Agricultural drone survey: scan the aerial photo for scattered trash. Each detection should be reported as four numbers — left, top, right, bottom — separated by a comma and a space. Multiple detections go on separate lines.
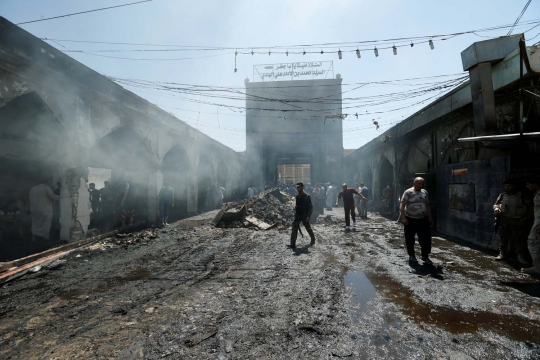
145, 307, 155, 314
48, 259, 67, 270
75, 254, 82, 258
29, 266, 42, 273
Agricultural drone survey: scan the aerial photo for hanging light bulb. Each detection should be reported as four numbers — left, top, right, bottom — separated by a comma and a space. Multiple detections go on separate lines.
286, 50, 289, 56
410, 42, 414, 47
393, 45, 397, 55
303, 49, 306, 55
268, 50, 271, 56
374, 47, 379, 57
429, 40, 434, 50
321, 49, 324, 54
356, 48, 361, 58
234, 68, 237, 73
338, 49, 342, 59
251, 50, 254, 55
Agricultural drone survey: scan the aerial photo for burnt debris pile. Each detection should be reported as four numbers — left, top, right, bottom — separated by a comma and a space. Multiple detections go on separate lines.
214, 188, 295, 229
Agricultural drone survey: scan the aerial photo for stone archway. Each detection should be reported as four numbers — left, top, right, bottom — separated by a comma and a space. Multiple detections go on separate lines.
217, 160, 230, 201
196, 153, 216, 212
161, 145, 194, 221
89, 126, 157, 227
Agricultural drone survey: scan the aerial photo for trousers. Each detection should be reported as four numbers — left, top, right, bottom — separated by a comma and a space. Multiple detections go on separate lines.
290, 214, 315, 247
344, 205, 356, 226
358, 199, 367, 217
404, 216, 431, 257
159, 201, 171, 221
499, 217, 528, 258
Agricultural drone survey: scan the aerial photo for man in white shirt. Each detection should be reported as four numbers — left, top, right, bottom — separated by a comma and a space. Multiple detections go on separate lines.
399, 177, 434, 265
29, 180, 60, 240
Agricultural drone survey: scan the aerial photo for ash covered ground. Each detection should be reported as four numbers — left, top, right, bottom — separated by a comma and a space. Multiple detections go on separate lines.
1, 204, 540, 359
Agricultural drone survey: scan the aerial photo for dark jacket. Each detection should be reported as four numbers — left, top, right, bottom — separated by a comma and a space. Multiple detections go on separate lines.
295, 192, 313, 217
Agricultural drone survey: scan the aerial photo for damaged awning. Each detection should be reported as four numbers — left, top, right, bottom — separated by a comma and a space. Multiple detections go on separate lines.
457, 132, 540, 142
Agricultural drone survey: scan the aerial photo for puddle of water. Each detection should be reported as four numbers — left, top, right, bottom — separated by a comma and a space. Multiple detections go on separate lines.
342, 268, 540, 343
342, 270, 377, 320
58, 267, 150, 300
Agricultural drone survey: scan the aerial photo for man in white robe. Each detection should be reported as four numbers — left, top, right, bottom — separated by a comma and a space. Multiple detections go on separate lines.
326, 184, 334, 210
29, 182, 60, 240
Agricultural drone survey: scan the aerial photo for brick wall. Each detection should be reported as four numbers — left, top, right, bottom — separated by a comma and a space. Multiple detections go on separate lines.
436, 157, 510, 249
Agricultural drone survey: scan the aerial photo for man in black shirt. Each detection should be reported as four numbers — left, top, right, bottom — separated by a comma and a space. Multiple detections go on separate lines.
289, 182, 316, 249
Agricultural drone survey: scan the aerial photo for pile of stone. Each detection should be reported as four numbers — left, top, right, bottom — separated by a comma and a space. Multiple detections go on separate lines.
214, 188, 296, 229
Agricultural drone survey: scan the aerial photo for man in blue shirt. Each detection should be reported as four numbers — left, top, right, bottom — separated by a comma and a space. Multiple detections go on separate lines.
158, 182, 175, 226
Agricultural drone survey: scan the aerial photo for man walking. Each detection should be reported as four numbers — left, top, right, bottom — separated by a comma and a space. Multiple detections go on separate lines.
336, 183, 365, 231
493, 178, 531, 265
523, 176, 540, 274
399, 177, 434, 265
289, 182, 316, 249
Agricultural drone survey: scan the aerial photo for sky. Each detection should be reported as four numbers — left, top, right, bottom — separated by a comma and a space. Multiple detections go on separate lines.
1, 0, 540, 152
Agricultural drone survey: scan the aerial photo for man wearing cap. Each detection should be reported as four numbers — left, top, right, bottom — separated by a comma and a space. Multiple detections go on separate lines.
289, 182, 316, 249
336, 183, 365, 231
523, 176, 540, 274
493, 178, 531, 265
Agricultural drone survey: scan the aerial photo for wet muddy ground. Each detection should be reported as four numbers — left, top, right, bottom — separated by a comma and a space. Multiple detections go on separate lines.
1, 209, 540, 359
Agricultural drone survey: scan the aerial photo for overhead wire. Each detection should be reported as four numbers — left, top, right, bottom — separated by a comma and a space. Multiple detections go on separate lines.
16, 0, 154, 25
42, 18, 540, 51
507, 0, 533, 35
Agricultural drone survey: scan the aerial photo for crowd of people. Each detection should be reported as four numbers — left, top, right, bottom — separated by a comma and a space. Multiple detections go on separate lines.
285, 176, 540, 275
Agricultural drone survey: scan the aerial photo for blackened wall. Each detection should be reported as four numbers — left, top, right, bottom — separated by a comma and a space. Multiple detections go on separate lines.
436, 156, 509, 249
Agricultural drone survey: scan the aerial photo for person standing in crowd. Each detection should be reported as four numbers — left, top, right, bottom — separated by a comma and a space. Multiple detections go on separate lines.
158, 182, 174, 226
493, 178, 531, 266
336, 183, 365, 231
399, 177, 433, 265
120, 181, 136, 227
88, 183, 101, 215
325, 183, 334, 210
29, 179, 60, 242
385, 183, 393, 214
523, 176, 540, 274
354, 183, 363, 219
318, 183, 326, 210
289, 182, 316, 249
359, 182, 369, 218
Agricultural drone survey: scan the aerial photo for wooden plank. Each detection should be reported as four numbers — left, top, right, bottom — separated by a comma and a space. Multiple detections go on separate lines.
0, 222, 145, 274
245, 216, 275, 230
0, 249, 72, 284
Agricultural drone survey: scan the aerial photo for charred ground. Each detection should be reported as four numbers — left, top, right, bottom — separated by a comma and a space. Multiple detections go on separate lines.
1, 209, 540, 359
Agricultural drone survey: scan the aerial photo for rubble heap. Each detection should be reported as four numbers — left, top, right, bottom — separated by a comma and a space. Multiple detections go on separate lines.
214, 188, 295, 230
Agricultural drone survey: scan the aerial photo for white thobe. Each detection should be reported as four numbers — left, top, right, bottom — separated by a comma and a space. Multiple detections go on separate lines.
29, 184, 60, 239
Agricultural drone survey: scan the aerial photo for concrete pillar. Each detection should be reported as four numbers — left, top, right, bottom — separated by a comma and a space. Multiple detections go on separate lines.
148, 170, 160, 224
58, 168, 89, 242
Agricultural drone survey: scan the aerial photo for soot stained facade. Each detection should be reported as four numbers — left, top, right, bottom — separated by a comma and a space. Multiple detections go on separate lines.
245, 77, 343, 187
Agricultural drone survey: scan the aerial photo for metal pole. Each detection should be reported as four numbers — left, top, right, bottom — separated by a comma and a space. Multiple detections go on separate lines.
519, 38, 524, 136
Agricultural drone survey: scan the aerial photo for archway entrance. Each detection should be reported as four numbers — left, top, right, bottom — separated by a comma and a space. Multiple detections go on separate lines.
89, 126, 155, 230
378, 156, 394, 214
359, 164, 373, 199
161, 145, 192, 221
196, 154, 216, 212
217, 161, 229, 202
0, 92, 67, 260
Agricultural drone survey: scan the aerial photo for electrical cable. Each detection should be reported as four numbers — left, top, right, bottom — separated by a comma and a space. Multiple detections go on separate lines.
16, 0, 154, 25
507, 0, 533, 35
41, 18, 540, 52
